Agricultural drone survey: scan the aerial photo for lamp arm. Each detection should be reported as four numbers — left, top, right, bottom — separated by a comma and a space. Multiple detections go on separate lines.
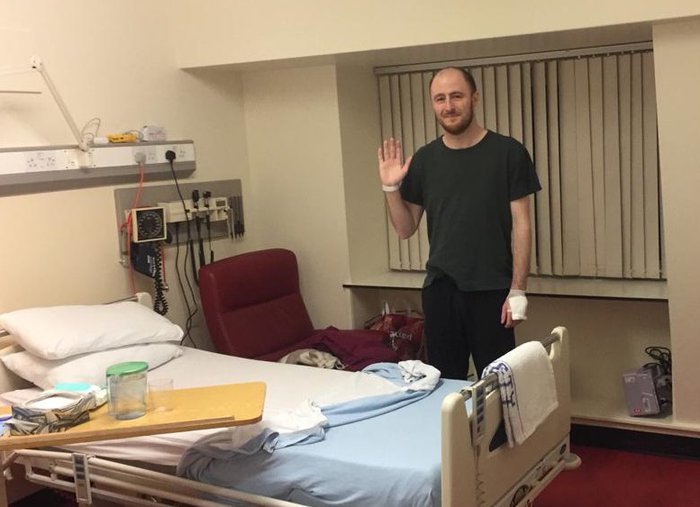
30, 56, 89, 152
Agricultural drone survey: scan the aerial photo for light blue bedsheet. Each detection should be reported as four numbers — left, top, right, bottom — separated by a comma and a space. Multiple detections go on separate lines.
178, 374, 470, 507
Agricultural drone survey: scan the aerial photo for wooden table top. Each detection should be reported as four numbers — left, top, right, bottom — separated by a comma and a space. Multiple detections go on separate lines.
0, 382, 266, 451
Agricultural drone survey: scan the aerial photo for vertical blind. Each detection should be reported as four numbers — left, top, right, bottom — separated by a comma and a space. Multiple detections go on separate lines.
376, 43, 664, 280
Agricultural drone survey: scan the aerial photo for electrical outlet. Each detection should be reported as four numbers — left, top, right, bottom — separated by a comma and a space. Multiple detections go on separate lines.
158, 200, 191, 224
176, 145, 188, 160
163, 144, 191, 161
132, 146, 158, 164
143, 146, 158, 164
25, 150, 57, 171
63, 149, 80, 169
146, 147, 158, 163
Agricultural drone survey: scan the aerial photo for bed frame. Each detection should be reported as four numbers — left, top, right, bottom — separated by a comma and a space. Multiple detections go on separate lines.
0, 295, 577, 507
442, 326, 578, 507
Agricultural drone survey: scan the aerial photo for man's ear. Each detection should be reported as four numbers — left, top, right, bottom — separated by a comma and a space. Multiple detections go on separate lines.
471, 90, 481, 107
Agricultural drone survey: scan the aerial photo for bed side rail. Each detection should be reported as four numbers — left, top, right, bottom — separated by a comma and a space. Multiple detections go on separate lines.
461, 331, 562, 446
9, 449, 304, 507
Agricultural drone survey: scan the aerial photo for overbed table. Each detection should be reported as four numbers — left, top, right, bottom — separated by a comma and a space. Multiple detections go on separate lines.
0, 382, 266, 506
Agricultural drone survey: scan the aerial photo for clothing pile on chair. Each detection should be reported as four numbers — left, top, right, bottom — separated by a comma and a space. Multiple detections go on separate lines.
277, 327, 398, 371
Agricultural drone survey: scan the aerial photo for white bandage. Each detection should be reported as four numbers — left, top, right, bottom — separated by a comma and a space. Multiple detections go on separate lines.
507, 289, 528, 321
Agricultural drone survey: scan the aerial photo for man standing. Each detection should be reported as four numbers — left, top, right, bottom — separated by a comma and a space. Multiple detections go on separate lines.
377, 67, 540, 380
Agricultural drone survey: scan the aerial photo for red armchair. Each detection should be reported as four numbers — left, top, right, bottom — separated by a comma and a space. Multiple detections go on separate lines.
198, 248, 398, 368
198, 248, 315, 361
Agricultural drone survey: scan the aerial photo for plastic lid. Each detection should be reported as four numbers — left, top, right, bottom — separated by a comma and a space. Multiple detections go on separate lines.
106, 361, 148, 377
54, 382, 93, 392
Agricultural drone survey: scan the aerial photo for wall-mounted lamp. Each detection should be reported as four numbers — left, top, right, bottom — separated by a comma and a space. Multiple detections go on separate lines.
0, 56, 92, 151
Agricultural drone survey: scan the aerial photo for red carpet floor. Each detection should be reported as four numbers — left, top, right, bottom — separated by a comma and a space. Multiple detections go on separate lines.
536, 444, 700, 507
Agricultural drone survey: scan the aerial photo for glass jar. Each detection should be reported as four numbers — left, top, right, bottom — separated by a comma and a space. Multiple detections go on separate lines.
106, 361, 148, 420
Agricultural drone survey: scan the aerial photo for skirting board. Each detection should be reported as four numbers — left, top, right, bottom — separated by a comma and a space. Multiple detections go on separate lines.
571, 424, 700, 460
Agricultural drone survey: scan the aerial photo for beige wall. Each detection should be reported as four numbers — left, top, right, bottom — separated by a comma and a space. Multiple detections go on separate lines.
336, 65, 387, 282
3, 1, 700, 428
173, 0, 700, 67
329, 53, 675, 426
241, 65, 353, 328
222, 5, 697, 428
652, 18, 700, 423
1, 1, 250, 348
520, 298, 670, 416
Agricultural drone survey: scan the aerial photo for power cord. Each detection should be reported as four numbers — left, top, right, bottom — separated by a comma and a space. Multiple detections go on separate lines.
173, 222, 198, 348
119, 159, 146, 294
644, 345, 672, 408
166, 150, 199, 285
644, 346, 672, 375
203, 191, 214, 262
166, 151, 199, 348
192, 189, 206, 268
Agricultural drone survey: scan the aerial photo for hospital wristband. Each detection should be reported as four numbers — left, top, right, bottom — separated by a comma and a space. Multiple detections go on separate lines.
382, 184, 401, 192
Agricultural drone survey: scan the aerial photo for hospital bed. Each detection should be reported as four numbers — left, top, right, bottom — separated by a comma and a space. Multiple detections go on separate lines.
0, 293, 577, 507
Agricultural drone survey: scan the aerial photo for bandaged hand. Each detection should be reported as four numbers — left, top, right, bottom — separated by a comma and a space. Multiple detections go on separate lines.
507, 289, 528, 321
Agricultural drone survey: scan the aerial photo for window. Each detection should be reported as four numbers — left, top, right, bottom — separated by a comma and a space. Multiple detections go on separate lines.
376, 42, 663, 281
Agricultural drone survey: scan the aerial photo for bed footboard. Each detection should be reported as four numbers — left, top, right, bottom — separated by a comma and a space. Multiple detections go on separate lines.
441, 326, 572, 507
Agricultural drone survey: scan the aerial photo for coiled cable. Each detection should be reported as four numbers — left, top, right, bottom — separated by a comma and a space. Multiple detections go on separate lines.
152, 244, 168, 316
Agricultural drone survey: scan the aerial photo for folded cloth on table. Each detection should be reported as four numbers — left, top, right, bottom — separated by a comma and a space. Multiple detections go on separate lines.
6, 390, 98, 436
482, 341, 558, 447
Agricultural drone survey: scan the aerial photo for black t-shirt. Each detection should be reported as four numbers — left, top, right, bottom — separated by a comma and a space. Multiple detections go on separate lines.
400, 131, 541, 291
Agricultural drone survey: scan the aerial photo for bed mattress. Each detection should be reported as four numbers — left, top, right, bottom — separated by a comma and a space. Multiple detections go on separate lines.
2, 347, 472, 506
180, 374, 469, 507
7, 347, 443, 465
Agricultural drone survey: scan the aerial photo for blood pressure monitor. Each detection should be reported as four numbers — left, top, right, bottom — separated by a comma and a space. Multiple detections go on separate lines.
131, 207, 167, 243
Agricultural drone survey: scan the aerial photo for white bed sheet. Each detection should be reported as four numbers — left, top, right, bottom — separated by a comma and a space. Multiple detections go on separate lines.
6, 347, 405, 465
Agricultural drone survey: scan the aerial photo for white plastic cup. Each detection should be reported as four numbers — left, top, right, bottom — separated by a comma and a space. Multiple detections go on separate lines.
148, 378, 174, 413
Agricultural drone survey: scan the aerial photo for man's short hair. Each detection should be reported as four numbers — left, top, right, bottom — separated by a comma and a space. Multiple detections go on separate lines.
429, 67, 478, 94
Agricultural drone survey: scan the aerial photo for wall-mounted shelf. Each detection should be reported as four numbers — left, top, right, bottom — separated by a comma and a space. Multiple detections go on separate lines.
0, 140, 196, 197
343, 272, 668, 300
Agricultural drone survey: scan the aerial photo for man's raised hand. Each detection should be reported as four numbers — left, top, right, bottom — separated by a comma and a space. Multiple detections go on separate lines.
378, 138, 412, 187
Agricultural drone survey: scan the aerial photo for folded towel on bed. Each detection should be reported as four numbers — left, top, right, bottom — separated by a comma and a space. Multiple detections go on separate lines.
398, 360, 441, 391
482, 341, 558, 447
365, 360, 441, 392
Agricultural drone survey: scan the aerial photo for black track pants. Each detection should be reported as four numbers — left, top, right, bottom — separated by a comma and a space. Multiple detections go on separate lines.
422, 277, 515, 380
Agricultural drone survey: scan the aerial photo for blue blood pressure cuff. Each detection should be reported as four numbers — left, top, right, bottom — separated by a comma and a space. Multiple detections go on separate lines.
6, 391, 98, 436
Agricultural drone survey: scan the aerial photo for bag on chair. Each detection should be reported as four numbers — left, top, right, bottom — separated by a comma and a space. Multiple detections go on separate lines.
365, 302, 425, 361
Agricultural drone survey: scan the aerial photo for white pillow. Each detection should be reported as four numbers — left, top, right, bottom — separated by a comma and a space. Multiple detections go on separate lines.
0, 343, 183, 390
0, 301, 184, 360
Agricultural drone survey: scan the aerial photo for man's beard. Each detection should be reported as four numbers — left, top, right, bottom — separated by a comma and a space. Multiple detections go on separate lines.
439, 112, 473, 135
